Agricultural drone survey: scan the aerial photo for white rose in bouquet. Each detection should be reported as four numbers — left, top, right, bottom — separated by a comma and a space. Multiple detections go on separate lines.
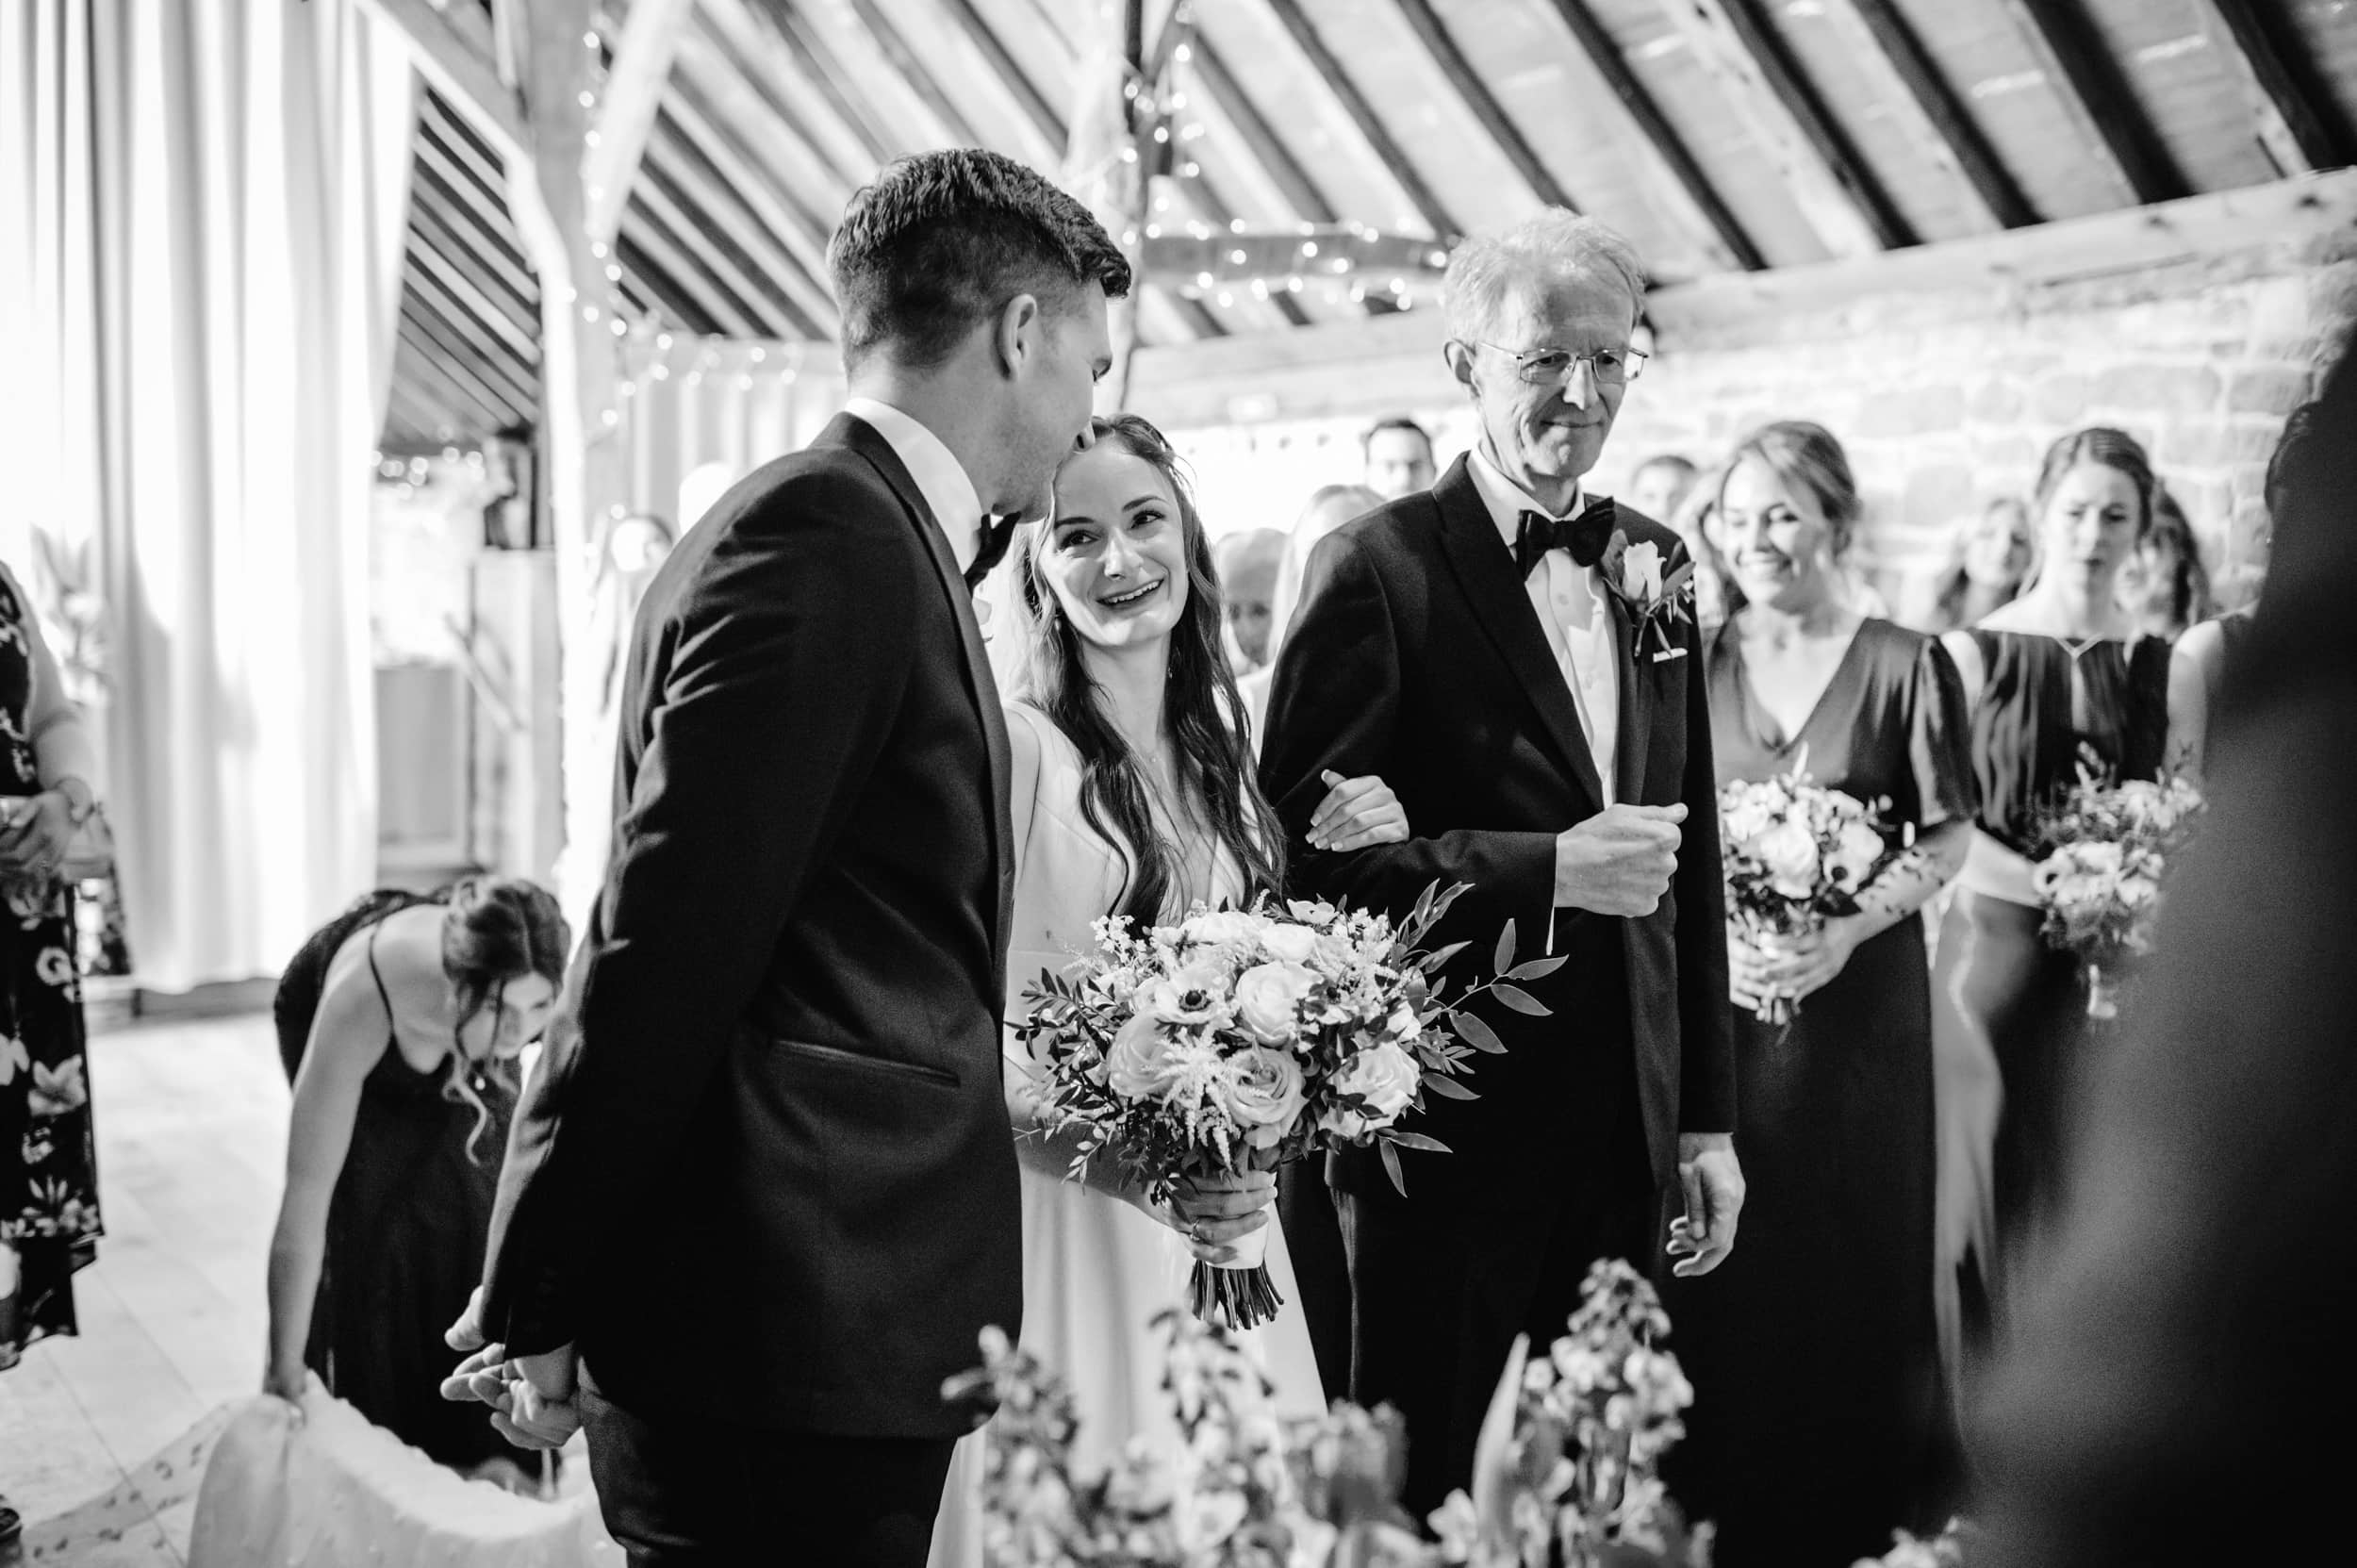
1106, 1011, 1184, 1101
1320, 1042, 1420, 1139
1722, 788, 1776, 850
1259, 922, 1322, 966
1233, 961, 1319, 1045
1755, 818, 1822, 899
1221, 1047, 1309, 1151
1307, 932, 1357, 978
1180, 908, 1261, 950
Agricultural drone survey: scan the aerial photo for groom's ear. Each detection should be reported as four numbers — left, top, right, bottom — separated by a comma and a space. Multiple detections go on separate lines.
993, 293, 1044, 379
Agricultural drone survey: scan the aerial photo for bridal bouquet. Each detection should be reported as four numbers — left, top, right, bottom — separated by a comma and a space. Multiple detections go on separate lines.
2029, 763, 2205, 1018
1718, 755, 1918, 1024
1015, 883, 1550, 1329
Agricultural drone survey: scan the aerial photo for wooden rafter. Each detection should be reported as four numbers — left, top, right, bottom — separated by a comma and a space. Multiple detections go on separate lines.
407, 193, 539, 331
1658, 0, 1912, 256
682, 4, 875, 193
1994, 0, 2186, 206
1261, 0, 1461, 240
643, 107, 840, 335
2186, 0, 2349, 176
733, 0, 908, 168
403, 232, 540, 363
1389, 0, 1578, 213
396, 318, 520, 428
1190, 35, 1336, 224
614, 231, 731, 336
941, 0, 1070, 153
585, 0, 697, 242
404, 287, 539, 411
838, 0, 989, 149
634, 151, 822, 338
1816, 0, 2037, 231
357, 0, 529, 167
1540, 0, 1763, 272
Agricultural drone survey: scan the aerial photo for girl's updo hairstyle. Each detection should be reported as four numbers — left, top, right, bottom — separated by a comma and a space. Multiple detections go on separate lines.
437, 876, 569, 1159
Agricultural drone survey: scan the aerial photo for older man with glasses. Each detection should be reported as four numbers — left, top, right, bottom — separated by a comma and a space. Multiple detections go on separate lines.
1258, 209, 1741, 1514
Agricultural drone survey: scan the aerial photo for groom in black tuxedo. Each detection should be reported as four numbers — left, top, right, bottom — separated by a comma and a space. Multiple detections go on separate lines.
1261, 212, 1742, 1514
443, 151, 1129, 1564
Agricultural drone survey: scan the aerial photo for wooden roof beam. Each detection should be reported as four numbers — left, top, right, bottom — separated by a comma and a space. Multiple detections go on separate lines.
1656, 0, 1912, 257
680, 4, 874, 194
1189, 35, 1336, 224
403, 232, 542, 364
732, 0, 907, 169
2187, 0, 2349, 176
358, 0, 529, 168
1995, 0, 2187, 206
643, 105, 842, 336
1816, 0, 2037, 231
585, 0, 696, 242
1541, 0, 1763, 271
613, 232, 731, 337
837, 0, 989, 150
1261, 0, 1462, 241
634, 151, 826, 338
1390, 0, 1579, 213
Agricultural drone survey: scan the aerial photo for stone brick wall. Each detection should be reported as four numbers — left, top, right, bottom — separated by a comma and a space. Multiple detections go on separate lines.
1602, 255, 2351, 610
1165, 216, 2354, 619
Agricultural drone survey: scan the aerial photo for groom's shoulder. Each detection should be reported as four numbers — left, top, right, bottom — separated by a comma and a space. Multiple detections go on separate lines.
694, 443, 910, 547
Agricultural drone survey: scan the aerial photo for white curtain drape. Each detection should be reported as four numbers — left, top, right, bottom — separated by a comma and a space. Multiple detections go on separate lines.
1, 0, 414, 988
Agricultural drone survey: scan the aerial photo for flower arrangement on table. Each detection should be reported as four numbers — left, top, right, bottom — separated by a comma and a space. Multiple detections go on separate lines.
2028, 759, 2205, 1018
1015, 883, 1553, 1328
945, 1259, 1709, 1568
1717, 753, 1920, 1026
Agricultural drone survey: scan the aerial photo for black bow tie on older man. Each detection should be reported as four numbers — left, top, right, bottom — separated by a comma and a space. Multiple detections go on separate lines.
964, 514, 1018, 590
1514, 499, 1616, 579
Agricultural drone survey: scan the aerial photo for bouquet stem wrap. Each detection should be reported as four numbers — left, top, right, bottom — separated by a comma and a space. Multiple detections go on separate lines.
1189, 1225, 1280, 1329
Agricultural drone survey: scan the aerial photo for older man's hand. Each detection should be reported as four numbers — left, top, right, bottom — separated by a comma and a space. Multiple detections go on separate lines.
441, 1286, 583, 1450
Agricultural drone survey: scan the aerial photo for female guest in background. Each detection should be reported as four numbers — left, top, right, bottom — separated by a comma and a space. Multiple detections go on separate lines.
0, 561, 105, 1546
1931, 428, 2179, 1383
2122, 488, 2214, 643
1248, 482, 1386, 721
1666, 423, 1973, 1566
265, 878, 567, 1487
930, 418, 1405, 1568
1914, 496, 2036, 635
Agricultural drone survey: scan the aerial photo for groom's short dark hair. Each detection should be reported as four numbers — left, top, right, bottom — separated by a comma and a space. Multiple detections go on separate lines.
828, 149, 1132, 374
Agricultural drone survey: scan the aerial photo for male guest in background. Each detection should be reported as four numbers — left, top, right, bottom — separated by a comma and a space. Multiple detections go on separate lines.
1626, 453, 1699, 529
1214, 527, 1287, 673
1261, 210, 1742, 1514
1362, 415, 1438, 501
445, 150, 1129, 1564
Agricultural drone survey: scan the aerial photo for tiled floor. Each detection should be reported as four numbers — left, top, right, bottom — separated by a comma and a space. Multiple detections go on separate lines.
1, 1014, 286, 1567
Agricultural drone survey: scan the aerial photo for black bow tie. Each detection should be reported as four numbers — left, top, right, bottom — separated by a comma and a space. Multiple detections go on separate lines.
964, 514, 1017, 591
1515, 500, 1614, 578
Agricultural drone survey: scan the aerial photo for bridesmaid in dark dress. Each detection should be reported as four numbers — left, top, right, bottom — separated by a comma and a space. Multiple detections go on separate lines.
1670, 423, 1975, 1565
264, 878, 567, 1483
1932, 428, 2177, 1378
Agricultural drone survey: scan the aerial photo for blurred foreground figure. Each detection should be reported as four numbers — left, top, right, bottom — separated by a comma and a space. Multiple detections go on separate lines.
1974, 344, 2357, 1564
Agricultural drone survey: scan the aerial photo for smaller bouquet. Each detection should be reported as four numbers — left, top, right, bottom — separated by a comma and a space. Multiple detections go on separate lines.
1718, 754, 1918, 1024
1016, 883, 1551, 1329
2029, 761, 2205, 1018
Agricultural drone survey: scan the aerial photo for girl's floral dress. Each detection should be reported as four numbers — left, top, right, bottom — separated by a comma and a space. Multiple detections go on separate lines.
0, 567, 100, 1368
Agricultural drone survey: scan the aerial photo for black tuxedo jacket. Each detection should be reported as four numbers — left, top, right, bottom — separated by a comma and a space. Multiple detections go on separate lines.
479, 415, 1022, 1439
1260, 455, 1735, 1204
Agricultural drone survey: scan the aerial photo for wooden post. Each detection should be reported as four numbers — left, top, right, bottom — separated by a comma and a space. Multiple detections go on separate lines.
1063, 0, 1153, 412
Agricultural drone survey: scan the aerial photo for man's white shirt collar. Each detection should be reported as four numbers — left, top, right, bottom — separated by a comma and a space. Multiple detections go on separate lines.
843, 395, 986, 574
1466, 445, 1600, 564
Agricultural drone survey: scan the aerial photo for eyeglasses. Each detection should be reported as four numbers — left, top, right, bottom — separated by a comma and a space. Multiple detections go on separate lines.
1467, 340, 1648, 388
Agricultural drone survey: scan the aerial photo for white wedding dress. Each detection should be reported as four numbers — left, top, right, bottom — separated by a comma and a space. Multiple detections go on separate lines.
928, 704, 1326, 1568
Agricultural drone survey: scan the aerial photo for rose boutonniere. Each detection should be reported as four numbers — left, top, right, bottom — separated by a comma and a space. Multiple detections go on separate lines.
1599, 530, 1695, 664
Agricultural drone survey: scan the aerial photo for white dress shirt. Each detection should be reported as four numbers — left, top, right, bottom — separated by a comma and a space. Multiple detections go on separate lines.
1466, 447, 1621, 803
842, 395, 986, 575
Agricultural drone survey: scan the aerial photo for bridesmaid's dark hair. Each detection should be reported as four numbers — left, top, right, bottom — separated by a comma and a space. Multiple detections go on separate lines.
1013, 415, 1285, 925
438, 876, 569, 1161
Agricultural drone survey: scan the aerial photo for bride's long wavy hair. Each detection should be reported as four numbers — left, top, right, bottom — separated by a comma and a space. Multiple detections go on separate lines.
1011, 415, 1285, 924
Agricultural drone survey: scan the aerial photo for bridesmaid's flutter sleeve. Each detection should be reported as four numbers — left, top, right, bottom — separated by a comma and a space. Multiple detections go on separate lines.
1909, 635, 1980, 834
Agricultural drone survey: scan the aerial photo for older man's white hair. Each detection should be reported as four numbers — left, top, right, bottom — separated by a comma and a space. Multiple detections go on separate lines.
1442, 210, 1648, 347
